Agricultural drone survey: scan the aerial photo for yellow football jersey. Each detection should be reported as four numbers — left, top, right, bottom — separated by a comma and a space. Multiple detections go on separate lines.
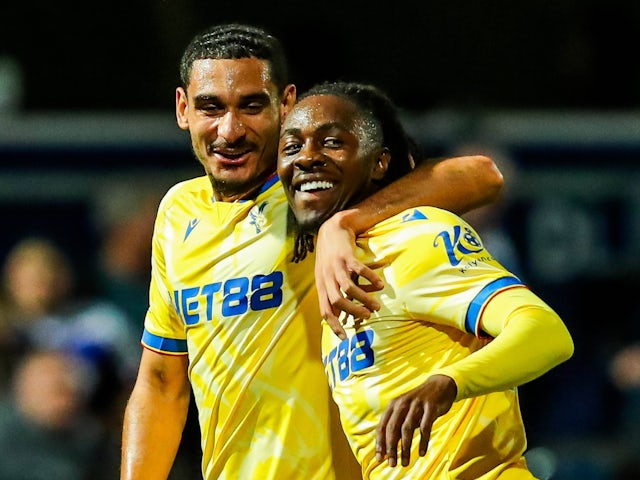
322, 207, 537, 480
142, 175, 359, 480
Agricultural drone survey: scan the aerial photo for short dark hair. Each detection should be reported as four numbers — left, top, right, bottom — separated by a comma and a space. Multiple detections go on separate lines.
179, 23, 289, 92
298, 81, 420, 187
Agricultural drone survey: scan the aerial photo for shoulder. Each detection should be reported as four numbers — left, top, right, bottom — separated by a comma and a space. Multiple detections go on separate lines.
163, 175, 210, 200
370, 206, 466, 235
255, 177, 286, 204
159, 175, 210, 211
363, 206, 486, 263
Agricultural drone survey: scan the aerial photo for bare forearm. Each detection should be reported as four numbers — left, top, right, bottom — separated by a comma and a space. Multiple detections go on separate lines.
337, 155, 503, 235
121, 381, 191, 479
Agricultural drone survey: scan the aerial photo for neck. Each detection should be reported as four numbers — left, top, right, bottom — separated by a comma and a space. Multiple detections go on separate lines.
345, 184, 381, 211
210, 171, 277, 202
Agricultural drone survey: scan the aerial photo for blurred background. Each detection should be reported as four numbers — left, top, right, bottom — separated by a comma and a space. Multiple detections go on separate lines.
0, 1, 639, 479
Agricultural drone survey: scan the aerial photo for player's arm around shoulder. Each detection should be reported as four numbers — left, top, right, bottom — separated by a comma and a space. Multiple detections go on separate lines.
418, 154, 504, 215
313, 155, 502, 338
121, 348, 191, 480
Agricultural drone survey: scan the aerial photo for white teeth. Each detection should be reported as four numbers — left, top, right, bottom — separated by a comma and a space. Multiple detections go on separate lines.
299, 181, 334, 192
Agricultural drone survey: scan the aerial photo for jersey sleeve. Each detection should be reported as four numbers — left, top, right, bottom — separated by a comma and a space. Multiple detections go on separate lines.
142, 191, 188, 355
372, 208, 574, 400
431, 287, 574, 400
381, 207, 525, 336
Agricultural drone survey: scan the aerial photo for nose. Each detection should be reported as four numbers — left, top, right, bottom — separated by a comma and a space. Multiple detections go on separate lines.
294, 142, 326, 171
217, 110, 246, 142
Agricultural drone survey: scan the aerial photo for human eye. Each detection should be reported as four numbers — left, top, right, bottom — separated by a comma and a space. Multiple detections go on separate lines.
197, 99, 225, 116
241, 95, 270, 114
243, 101, 267, 114
323, 136, 344, 149
280, 138, 302, 156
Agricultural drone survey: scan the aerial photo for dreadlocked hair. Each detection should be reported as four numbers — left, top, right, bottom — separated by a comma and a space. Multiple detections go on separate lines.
290, 81, 423, 263
292, 232, 315, 263
298, 81, 422, 186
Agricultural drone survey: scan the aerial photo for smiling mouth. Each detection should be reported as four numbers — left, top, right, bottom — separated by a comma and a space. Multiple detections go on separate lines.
298, 180, 334, 192
209, 143, 253, 161
215, 150, 250, 160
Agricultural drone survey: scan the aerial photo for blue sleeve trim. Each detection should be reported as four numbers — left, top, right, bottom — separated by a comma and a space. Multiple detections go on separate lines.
465, 276, 524, 335
141, 329, 188, 354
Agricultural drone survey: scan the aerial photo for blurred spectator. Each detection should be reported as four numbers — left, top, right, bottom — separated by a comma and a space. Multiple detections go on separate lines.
607, 338, 640, 478
0, 236, 140, 421
0, 349, 118, 480
90, 180, 166, 331
610, 342, 640, 434
0, 236, 73, 394
0, 236, 74, 324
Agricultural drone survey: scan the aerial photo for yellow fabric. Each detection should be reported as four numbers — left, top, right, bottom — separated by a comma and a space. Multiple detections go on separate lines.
435, 288, 574, 401
143, 175, 360, 480
322, 206, 570, 479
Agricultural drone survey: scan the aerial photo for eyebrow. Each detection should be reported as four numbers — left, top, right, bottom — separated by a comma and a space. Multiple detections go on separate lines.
281, 121, 349, 137
193, 92, 272, 104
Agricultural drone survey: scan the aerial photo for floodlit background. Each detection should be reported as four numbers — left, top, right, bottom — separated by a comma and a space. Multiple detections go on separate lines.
0, 2, 639, 479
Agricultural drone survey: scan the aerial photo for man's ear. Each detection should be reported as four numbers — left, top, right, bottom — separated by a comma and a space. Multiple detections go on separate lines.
280, 84, 297, 120
371, 148, 391, 180
176, 87, 189, 131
